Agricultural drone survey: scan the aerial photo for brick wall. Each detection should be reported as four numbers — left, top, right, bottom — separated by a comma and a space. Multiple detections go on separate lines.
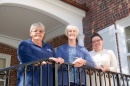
48, 35, 68, 48
0, 43, 18, 86
83, 0, 130, 50
56, 0, 130, 51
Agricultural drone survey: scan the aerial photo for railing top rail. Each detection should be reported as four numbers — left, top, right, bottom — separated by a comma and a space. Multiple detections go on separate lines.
0, 58, 130, 77
0, 58, 54, 72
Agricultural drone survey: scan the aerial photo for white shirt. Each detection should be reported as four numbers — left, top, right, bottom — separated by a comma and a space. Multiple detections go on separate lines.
89, 49, 117, 72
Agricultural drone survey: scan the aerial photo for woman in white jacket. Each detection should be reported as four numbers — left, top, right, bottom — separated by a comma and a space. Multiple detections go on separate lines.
89, 32, 117, 86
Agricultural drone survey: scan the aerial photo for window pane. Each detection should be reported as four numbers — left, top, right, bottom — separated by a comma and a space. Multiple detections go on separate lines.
127, 40, 130, 52
0, 81, 4, 86
125, 27, 130, 53
0, 58, 6, 68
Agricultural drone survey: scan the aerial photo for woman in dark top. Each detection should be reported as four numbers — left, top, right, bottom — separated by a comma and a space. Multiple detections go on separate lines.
17, 22, 57, 86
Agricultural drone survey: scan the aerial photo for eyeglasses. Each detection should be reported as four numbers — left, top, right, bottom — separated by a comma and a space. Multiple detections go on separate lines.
92, 39, 101, 43
31, 30, 45, 33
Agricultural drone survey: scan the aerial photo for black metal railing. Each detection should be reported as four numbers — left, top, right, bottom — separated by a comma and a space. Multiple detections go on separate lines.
0, 58, 130, 86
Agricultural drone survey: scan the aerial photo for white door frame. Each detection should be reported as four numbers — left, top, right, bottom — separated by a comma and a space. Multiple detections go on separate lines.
116, 16, 130, 74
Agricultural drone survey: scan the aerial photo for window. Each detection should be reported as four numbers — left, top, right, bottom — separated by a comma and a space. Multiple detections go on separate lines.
0, 54, 11, 86
125, 26, 130, 74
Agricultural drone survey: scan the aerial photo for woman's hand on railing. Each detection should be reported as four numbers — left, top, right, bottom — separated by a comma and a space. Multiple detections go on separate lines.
34, 61, 47, 66
96, 65, 110, 72
100, 66, 110, 72
49, 57, 64, 64
57, 57, 64, 64
42, 61, 47, 65
73, 57, 86, 67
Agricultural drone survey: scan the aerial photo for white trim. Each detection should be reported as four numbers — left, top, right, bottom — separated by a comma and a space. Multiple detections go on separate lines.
126, 39, 130, 41
116, 16, 130, 74
0, 34, 21, 48
98, 25, 114, 33
44, 25, 66, 42
0, 0, 85, 46
127, 53, 130, 56
45, 0, 85, 17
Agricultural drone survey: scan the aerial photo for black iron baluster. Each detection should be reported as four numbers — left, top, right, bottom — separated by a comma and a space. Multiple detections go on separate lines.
126, 76, 129, 86
61, 64, 63, 86
5, 70, 10, 86
23, 66, 27, 86
83, 69, 86, 86
94, 71, 97, 86
108, 73, 111, 86
78, 68, 82, 86
88, 69, 92, 86
32, 65, 34, 86
103, 73, 107, 86
67, 64, 70, 86
122, 75, 125, 86
47, 63, 49, 86
73, 66, 76, 86
116, 74, 120, 86
112, 74, 116, 86
54, 63, 58, 86
40, 61, 42, 86
99, 71, 102, 86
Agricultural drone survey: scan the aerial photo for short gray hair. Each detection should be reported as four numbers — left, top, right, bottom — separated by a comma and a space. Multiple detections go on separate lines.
64, 24, 79, 37
30, 22, 45, 32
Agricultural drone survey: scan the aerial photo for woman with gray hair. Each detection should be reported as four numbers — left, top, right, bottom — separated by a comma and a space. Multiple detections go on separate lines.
17, 22, 59, 86
56, 24, 95, 86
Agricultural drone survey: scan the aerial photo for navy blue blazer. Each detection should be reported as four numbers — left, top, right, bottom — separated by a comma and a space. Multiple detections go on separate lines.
17, 39, 55, 86
56, 43, 95, 85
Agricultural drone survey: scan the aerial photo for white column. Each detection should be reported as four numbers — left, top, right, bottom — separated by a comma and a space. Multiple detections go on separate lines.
77, 34, 84, 46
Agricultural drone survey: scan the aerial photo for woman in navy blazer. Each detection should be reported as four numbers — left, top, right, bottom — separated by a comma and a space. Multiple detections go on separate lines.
56, 24, 95, 86
17, 22, 57, 86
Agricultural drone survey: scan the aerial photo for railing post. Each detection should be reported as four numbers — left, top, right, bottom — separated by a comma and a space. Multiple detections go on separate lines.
108, 73, 111, 86
99, 72, 102, 86
112, 74, 116, 86
116, 73, 120, 86
79, 68, 82, 86
94, 71, 97, 86
32, 65, 34, 86
88, 69, 92, 86
23, 66, 27, 86
126, 76, 129, 86
54, 63, 58, 86
40, 62, 42, 86
5, 71, 10, 86
67, 64, 70, 86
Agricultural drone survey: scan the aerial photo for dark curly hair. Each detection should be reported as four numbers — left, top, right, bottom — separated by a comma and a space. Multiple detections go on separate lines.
91, 32, 103, 42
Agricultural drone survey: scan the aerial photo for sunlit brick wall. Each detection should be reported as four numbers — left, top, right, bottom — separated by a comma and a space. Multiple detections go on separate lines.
83, 0, 130, 50
48, 35, 68, 48
50, 0, 130, 50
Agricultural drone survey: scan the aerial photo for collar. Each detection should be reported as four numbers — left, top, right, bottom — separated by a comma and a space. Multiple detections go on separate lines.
28, 39, 47, 47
